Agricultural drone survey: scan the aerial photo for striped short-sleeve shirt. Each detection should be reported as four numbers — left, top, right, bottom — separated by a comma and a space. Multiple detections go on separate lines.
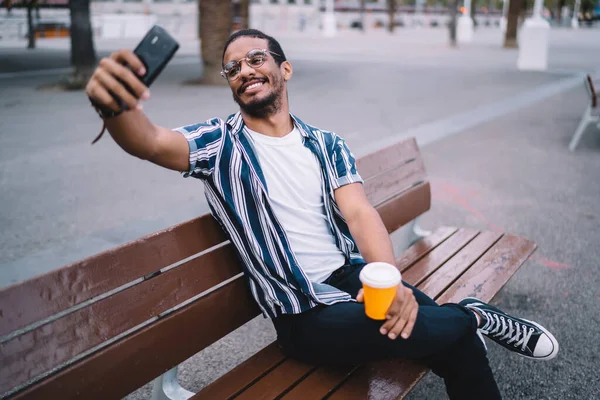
175, 112, 365, 318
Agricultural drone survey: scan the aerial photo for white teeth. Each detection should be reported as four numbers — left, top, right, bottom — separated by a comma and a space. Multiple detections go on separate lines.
246, 82, 263, 91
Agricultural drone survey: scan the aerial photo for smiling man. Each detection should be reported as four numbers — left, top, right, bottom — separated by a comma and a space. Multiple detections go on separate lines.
85, 29, 559, 399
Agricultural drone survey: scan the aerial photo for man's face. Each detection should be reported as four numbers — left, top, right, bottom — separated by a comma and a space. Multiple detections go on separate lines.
223, 37, 288, 118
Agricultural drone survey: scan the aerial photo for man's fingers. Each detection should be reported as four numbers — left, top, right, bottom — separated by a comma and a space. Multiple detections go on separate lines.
95, 69, 139, 111
87, 80, 121, 112
100, 58, 149, 100
112, 49, 147, 76
380, 313, 399, 336
401, 305, 419, 339
356, 289, 364, 303
379, 284, 407, 336
386, 296, 412, 340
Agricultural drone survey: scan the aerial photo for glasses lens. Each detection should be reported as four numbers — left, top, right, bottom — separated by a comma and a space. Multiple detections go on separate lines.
223, 61, 240, 80
247, 50, 267, 68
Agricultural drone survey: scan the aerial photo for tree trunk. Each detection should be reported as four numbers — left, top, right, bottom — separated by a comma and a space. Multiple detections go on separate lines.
240, 0, 249, 30
27, 1, 35, 49
387, 0, 395, 33
199, 0, 232, 85
504, 0, 523, 48
449, 0, 458, 46
69, 0, 97, 82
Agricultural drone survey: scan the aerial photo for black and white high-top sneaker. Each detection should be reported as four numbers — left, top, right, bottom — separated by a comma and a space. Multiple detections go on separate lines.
459, 297, 559, 360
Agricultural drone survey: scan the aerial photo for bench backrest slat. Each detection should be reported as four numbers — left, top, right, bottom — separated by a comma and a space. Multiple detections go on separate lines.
0, 213, 228, 338
364, 157, 427, 207
0, 245, 242, 395
11, 278, 260, 400
1, 137, 431, 399
356, 137, 420, 179
377, 182, 431, 234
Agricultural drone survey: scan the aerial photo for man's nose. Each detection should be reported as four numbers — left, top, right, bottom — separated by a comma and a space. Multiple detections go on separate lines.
239, 60, 256, 78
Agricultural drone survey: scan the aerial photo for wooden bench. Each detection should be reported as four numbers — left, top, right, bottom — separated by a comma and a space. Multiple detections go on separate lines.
569, 74, 600, 151
0, 137, 537, 400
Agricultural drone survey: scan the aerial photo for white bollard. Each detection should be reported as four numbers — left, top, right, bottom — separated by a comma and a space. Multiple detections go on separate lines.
457, 14, 474, 43
323, 13, 337, 37
517, 16, 550, 71
323, 0, 336, 37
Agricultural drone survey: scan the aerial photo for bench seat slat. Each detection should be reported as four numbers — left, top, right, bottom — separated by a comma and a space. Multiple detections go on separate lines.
421, 231, 503, 299
401, 228, 479, 281
356, 138, 420, 180
327, 359, 427, 400
0, 214, 228, 338
232, 359, 315, 400
364, 157, 427, 207
9, 278, 260, 400
191, 343, 287, 400
436, 234, 536, 304
394, 227, 457, 268
280, 365, 359, 400
0, 244, 243, 395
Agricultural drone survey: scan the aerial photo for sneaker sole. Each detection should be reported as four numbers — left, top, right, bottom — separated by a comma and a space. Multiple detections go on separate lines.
460, 297, 559, 361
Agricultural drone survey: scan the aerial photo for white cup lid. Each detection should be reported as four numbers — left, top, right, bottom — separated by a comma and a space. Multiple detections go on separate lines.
359, 262, 402, 288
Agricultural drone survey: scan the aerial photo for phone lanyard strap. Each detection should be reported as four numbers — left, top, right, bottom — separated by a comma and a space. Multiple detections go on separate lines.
91, 122, 107, 145
89, 97, 123, 144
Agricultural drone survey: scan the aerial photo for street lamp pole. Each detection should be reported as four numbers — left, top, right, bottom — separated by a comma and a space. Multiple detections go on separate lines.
323, 0, 337, 37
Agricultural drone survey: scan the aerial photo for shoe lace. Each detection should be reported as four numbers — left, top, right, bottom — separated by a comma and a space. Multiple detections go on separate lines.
480, 311, 534, 352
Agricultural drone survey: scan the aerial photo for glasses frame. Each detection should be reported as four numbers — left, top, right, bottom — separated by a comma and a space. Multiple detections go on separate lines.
220, 48, 282, 81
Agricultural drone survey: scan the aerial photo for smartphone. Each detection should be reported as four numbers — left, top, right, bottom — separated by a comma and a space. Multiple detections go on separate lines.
113, 25, 179, 111
132, 25, 180, 87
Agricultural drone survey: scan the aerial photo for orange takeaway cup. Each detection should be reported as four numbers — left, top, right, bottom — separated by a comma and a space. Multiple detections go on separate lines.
359, 262, 402, 320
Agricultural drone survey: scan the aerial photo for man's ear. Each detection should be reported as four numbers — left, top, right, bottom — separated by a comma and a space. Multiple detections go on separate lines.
281, 61, 293, 81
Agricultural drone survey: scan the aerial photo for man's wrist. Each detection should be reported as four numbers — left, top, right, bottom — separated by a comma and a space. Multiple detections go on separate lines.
89, 97, 123, 120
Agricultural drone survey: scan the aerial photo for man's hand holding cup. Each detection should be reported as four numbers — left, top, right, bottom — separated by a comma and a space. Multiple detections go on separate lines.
357, 262, 418, 340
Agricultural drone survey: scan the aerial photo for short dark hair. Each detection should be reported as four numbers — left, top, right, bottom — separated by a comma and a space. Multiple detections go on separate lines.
222, 29, 287, 68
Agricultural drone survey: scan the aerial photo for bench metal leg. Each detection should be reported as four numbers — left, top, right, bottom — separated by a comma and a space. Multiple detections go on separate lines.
569, 105, 598, 151
151, 366, 195, 400
391, 217, 432, 256
411, 218, 433, 243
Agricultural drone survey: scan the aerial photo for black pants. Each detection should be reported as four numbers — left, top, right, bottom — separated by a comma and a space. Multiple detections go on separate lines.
272, 263, 502, 400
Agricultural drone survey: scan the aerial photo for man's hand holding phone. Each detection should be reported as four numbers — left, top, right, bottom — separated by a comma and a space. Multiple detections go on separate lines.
86, 50, 150, 114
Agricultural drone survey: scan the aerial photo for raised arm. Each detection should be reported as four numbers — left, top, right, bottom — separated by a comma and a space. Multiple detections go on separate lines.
85, 49, 189, 172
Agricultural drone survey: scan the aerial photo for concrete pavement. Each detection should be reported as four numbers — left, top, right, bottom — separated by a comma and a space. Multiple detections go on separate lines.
1, 27, 599, 399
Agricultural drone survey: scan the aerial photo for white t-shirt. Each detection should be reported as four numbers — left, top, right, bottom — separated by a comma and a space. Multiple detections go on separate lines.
245, 126, 346, 283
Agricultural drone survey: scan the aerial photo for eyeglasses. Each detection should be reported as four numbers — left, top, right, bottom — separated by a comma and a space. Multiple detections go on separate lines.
221, 48, 282, 81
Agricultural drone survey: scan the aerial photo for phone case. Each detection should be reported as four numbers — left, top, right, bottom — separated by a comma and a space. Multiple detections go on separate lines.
133, 25, 180, 87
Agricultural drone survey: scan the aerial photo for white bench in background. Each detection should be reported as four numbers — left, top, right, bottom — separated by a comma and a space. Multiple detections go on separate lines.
569, 74, 600, 151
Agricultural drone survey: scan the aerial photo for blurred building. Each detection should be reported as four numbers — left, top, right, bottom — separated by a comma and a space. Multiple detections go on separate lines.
0, 0, 506, 42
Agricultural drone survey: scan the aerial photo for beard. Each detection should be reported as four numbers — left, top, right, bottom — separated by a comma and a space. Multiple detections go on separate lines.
233, 75, 284, 118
